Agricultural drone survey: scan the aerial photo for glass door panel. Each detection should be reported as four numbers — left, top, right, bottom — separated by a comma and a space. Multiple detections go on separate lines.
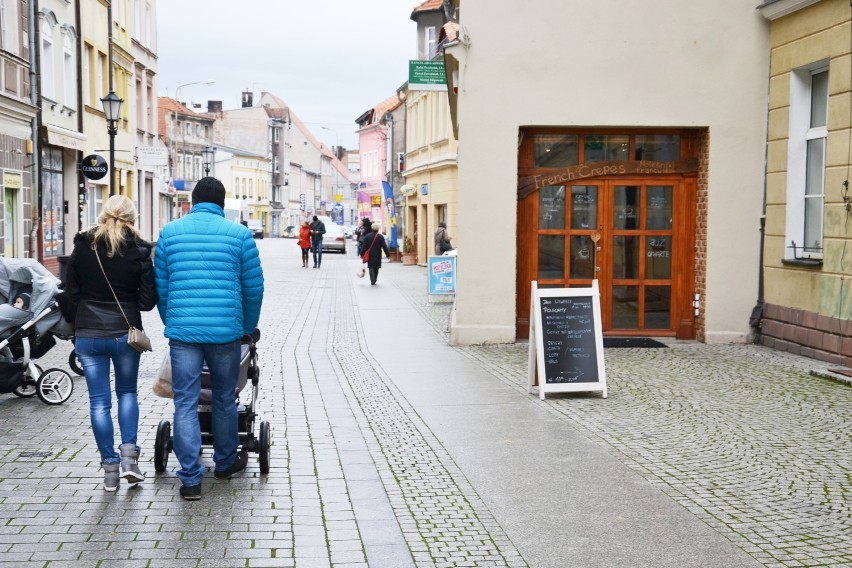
570, 235, 596, 279
538, 235, 564, 279
646, 186, 673, 230
539, 185, 566, 229
613, 185, 641, 229
646, 236, 672, 279
644, 286, 672, 329
570, 186, 597, 229
612, 236, 639, 279
612, 286, 639, 328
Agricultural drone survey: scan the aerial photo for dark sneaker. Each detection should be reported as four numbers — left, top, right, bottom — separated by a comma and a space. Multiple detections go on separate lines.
214, 449, 248, 479
179, 484, 201, 500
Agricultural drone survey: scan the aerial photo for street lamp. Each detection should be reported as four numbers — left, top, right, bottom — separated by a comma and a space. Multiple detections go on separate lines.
174, 80, 215, 106
100, 91, 123, 196
201, 145, 214, 176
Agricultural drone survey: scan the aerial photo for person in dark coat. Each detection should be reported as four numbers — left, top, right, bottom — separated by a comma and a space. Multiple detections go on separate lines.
358, 223, 390, 285
64, 195, 157, 492
309, 215, 326, 268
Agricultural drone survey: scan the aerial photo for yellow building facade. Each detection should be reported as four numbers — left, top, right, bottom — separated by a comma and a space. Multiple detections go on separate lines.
403, 89, 458, 262
760, 0, 852, 363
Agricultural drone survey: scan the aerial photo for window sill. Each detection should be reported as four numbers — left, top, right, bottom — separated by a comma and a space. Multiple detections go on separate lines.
781, 258, 823, 267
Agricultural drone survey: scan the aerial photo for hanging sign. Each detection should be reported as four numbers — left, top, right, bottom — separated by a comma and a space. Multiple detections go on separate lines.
527, 280, 607, 399
80, 154, 108, 180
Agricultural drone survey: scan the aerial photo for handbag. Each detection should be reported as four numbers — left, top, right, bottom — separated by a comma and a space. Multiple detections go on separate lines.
439, 238, 452, 252
361, 233, 379, 264
93, 246, 153, 353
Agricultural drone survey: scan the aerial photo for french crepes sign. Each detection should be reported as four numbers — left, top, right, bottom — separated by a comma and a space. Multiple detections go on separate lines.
80, 154, 108, 181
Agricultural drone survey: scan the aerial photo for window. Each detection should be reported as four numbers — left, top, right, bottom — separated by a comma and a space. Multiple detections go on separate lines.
786, 65, 829, 259
425, 26, 437, 59
42, 148, 64, 258
41, 20, 55, 100
96, 52, 105, 102
63, 34, 74, 108
82, 44, 91, 106
88, 185, 104, 226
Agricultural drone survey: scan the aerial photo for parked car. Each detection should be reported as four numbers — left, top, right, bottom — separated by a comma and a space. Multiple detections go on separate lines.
322, 224, 347, 253
247, 219, 264, 239
282, 225, 296, 238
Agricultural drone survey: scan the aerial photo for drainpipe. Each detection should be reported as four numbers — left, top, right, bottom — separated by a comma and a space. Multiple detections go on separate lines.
29, 0, 41, 261
749, 110, 771, 339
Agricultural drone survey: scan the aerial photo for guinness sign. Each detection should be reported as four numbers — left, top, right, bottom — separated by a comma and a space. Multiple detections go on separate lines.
80, 154, 108, 181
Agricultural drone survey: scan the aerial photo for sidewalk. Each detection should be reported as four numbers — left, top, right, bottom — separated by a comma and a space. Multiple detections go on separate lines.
0, 240, 849, 567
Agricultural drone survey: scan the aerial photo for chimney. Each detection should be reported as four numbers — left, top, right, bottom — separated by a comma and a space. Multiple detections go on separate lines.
208, 100, 223, 114
241, 90, 253, 108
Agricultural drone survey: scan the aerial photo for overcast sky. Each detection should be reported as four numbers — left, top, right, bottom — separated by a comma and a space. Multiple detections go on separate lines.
156, 1, 417, 150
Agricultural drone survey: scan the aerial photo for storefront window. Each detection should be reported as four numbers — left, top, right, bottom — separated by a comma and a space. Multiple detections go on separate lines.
584, 134, 628, 163
635, 135, 680, 162
42, 147, 64, 258
534, 134, 578, 168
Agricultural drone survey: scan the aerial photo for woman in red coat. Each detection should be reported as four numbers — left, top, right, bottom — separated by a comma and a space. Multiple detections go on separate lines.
297, 221, 311, 267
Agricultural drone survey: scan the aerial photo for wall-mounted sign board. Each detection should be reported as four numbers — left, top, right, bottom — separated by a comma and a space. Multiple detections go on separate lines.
527, 281, 607, 399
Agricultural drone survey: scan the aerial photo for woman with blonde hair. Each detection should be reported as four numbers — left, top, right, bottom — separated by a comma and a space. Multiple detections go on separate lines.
64, 195, 157, 492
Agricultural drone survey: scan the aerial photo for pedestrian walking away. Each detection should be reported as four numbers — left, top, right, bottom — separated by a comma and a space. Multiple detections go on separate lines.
359, 222, 391, 285
154, 177, 264, 501
63, 194, 157, 492
297, 220, 311, 268
435, 222, 453, 255
309, 215, 326, 268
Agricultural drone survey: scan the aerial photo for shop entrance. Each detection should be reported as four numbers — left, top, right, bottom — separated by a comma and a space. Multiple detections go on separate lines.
516, 129, 699, 340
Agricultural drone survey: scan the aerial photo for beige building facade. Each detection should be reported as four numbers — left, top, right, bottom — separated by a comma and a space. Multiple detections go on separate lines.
758, 0, 852, 364
444, 0, 771, 345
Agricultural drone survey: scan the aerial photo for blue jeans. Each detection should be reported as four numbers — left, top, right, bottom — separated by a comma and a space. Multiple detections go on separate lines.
311, 239, 323, 266
169, 339, 241, 486
77, 335, 141, 464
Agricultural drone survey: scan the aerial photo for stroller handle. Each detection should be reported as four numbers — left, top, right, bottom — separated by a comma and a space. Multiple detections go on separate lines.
241, 328, 261, 346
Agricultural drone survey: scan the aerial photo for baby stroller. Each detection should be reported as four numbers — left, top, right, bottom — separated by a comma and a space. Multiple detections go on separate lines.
153, 330, 271, 474
0, 258, 75, 405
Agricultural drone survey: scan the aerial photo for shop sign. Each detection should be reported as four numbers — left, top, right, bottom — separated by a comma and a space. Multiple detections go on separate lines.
371, 195, 382, 206
409, 60, 447, 91
400, 184, 417, 197
80, 154, 108, 180
136, 146, 169, 167
300, 193, 306, 210
3, 172, 21, 188
421, 184, 429, 196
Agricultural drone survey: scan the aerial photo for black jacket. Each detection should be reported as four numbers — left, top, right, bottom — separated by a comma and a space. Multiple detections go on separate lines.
63, 230, 157, 338
358, 232, 390, 269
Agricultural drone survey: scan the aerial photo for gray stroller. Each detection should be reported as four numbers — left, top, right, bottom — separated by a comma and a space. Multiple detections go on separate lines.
0, 258, 75, 405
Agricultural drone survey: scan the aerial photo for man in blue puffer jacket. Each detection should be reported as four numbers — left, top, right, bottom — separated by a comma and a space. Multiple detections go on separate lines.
154, 177, 264, 500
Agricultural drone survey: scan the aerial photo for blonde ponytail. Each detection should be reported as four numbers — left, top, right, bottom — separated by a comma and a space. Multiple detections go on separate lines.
92, 195, 140, 257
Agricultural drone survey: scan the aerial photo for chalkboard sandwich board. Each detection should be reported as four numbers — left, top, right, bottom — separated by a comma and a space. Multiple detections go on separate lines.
527, 281, 608, 399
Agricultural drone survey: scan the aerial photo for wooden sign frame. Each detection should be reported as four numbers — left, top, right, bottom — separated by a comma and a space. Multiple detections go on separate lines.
528, 281, 608, 399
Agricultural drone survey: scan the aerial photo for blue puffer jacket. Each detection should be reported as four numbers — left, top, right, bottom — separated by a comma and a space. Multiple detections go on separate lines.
155, 202, 264, 343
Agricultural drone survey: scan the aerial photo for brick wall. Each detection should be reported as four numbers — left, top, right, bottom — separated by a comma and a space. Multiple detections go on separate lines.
761, 303, 851, 366
694, 128, 709, 341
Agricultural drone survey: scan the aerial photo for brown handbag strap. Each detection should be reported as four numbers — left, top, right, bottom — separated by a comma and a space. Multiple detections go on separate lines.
92, 245, 132, 329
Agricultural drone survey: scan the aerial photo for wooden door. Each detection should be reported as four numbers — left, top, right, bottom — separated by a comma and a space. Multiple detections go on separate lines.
517, 176, 695, 339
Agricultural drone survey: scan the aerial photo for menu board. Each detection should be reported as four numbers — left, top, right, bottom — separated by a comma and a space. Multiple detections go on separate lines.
527, 281, 608, 399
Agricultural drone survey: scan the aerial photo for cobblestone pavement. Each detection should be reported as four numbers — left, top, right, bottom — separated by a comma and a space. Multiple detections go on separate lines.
1, 239, 850, 568
392, 266, 852, 568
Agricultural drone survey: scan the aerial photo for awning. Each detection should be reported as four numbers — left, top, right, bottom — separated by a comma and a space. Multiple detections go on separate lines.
43, 124, 87, 151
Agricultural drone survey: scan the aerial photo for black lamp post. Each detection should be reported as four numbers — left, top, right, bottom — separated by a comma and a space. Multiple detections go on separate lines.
100, 91, 123, 196
202, 146, 214, 176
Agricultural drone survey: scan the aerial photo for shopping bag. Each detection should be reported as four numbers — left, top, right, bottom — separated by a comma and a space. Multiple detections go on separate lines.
152, 352, 173, 398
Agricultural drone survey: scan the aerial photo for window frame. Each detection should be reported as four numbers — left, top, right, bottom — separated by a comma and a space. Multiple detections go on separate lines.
785, 62, 829, 261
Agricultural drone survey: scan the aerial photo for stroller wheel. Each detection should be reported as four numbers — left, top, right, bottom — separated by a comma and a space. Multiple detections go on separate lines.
154, 420, 171, 473
259, 421, 271, 474
68, 350, 84, 376
12, 378, 37, 398
36, 368, 74, 405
